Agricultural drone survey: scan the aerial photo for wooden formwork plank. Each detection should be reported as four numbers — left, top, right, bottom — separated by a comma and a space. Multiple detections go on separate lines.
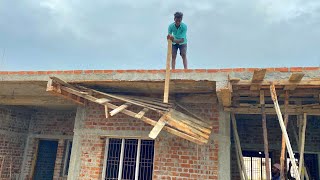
284, 73, 305, 90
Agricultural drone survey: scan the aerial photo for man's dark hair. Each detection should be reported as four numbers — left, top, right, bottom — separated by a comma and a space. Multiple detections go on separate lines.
174, 12, 183, 19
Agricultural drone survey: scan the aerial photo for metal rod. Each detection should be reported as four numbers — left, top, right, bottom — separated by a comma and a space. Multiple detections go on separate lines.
118, 139, 125, 180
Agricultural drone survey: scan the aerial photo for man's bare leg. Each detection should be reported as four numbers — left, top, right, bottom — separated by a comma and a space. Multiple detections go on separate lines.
182, 54, 188, 69
172, 54, 177, 70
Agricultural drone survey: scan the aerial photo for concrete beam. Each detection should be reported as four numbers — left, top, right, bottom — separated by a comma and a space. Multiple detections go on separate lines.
67, 106, 85, 180
218, 105, 231, 180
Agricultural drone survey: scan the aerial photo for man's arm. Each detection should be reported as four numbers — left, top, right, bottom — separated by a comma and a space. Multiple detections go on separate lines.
172, 24, 187, 44
172, 38, 184, 43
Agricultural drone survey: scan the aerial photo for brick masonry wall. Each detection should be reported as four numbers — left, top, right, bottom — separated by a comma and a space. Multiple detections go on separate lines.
0, 107, 30, 179
0, 66, 318, 75
76, 99, 220, 180
231, 115, 320, 179
22, 109, 76, 180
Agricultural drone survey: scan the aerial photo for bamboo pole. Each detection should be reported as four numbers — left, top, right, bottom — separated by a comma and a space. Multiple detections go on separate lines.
280, 91, 289, 179
270, 84, 301, 180
163, 39, 172, 103
231, 113, 248, 180
298, 113, 307, 179
260, 90, 270, 180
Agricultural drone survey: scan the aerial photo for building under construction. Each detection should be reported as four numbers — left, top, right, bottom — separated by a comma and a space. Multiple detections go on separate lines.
0, 67, 319, 179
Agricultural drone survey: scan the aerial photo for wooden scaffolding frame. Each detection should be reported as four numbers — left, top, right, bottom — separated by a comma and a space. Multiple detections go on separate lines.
217, 69, 320, 179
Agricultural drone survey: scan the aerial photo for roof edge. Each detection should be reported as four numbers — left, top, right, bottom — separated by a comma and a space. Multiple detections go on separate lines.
0, 66, 319, 75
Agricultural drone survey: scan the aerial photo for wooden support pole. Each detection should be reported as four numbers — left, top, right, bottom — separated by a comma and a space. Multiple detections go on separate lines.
163, 39, 172, 103
298, 113, 307, 179
260, 90, 270, 180
280, 91, 289, 179
270, 84, 301, 180
290, 120, 310, 180
231, 113, 248, 180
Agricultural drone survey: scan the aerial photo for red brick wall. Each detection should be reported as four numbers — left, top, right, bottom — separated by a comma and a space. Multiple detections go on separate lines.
0, 66, 318, 75
77, 100, 220, 180
0, 107, 30, 179
231, 115, 320, 179
22, 109, 76, 180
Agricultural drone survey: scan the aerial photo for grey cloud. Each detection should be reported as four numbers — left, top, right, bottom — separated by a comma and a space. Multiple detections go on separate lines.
0, 0, 319, 70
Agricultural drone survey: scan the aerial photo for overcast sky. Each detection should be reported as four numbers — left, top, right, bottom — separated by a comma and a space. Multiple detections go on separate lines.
0, 0, 319, 70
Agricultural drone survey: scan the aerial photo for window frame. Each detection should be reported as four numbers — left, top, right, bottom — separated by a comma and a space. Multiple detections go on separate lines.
242, 151, 272, 180
62, 139, 73, 177
101, 137, 154, 180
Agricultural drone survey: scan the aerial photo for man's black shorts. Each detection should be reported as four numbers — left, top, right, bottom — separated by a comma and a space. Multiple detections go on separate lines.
172, 44, 187, 56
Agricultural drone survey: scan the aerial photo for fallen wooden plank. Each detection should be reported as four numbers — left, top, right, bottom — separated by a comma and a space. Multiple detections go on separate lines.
149, 116, 167, 139
49, 82, 208, 144
120, 95, 172, 108
80, 87, 168, 112
163, 39, 172, 103
109, 102, 131, 116
270, 83, 301, 180
47, 82, 84, 105
135, 108, 149, 119
175, 102, 208, 122
60, 84, 208, 139
168, 109, 212, 134
164, 113, 210, 140
95, 98, 111, 104
50, 76, 82, 91
105, 102, 208, 144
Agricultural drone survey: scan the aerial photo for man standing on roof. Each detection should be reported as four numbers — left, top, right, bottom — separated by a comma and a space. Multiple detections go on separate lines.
167, 12, 188, 69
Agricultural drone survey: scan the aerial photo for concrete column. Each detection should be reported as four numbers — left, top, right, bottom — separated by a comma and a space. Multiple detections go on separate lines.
218, 106, 231, 180
67, 106, 85, 180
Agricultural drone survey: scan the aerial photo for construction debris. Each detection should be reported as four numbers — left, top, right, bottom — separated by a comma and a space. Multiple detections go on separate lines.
47, 76, 213, 145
